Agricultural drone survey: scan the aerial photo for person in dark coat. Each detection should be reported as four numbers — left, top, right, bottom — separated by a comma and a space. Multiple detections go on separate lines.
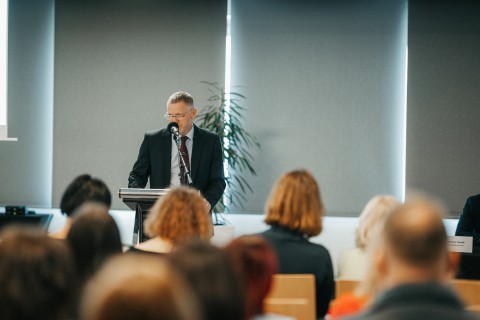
455, 194, 480, 279
259, 169, 334, 319
455, 194, 480, 245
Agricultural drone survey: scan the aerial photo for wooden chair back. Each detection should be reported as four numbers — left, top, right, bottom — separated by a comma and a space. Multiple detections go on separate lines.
335, 279, 480, 302
336, 279, 360, 297
450, 279, 480, 306
263, 274, 316, 320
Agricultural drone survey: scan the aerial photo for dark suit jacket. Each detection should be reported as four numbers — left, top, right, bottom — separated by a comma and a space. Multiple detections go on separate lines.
128, 124, 226, 209
455, 194, 480, 245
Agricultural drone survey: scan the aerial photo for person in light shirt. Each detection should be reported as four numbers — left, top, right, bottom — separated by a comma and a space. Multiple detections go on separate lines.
337, 195, 400, 280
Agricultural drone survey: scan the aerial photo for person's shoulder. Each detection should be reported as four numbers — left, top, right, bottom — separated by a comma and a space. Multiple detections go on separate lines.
467, 194, 480, 203
258, 228, 273, 237
258, 226, 300, 241
142, 128, 169, 143
145, 128, 168, 137
125, 246, 166, 256
309, 241, 332, 256
267, 227, 331, 255
194, 125, 220, 138
328, 292, 369, 320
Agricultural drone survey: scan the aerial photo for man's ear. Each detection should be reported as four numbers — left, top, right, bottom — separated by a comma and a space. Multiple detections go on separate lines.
445, 251, 460, 279
190, 107, 197, 119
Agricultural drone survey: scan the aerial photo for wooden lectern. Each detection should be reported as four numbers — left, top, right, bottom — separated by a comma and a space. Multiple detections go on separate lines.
118, 188, 169, 243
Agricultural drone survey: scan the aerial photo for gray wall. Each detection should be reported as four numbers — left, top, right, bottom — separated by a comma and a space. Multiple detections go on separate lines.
0, 0, 54, 207
406, 0, 480, 215
231, 0, 408, 215
52, 0, 226, 209
2, 0, 479, 217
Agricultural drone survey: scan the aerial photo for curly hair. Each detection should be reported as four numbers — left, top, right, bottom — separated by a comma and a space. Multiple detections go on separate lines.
144, 187, 212, 243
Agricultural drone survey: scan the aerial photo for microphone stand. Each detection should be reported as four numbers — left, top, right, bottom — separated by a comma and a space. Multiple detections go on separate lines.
173, 135, 193, 186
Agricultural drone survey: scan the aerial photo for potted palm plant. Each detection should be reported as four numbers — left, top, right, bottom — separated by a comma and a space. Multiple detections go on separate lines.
196, 81, 260, 220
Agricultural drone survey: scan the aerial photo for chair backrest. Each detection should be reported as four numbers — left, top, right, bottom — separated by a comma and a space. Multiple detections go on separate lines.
450, 279, 480, 306
467, 305, 480, 316
334, 279, 480, 306
336, 279, 360, 297
263, 274, 316, 320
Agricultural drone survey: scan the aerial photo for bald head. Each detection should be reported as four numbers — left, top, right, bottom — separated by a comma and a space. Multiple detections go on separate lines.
384, 197, 447, 268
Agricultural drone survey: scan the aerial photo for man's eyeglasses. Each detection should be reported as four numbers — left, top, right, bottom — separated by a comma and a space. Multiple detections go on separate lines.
164, 113, 187, 120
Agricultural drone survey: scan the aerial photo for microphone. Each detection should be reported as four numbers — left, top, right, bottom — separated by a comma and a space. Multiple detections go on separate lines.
167, 122, 181, 140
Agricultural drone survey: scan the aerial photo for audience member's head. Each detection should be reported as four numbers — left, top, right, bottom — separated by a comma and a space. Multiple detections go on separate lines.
80, 254, 201, 320
66, 202, 123, 284
355, 195, 400, 250
353, 197, 399, 298
60, 174, 111, 216
0, 226, 76, 320
224, 235, 279, 319
52, 174, 111, 239
168, 239, 244, 320
145, 186, 212, 243
264, 169, 324, 237
375, 194, 458, 288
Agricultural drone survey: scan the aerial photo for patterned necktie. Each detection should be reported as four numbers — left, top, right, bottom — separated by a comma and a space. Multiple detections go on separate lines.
179, 136, 190, 185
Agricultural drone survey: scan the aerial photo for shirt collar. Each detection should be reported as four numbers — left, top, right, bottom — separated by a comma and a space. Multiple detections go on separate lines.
184, 125, 194, 140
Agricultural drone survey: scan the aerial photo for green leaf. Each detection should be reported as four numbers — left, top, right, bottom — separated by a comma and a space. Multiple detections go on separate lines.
198, 81, 261, 213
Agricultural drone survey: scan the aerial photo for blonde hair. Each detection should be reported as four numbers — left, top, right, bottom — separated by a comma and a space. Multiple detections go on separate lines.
355, 195, 400, 250
144, 187, 212, 243
264, 170, 323, 237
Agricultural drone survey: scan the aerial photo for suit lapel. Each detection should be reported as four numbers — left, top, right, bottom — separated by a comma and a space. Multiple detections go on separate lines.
161, 130, 172, 184
191, 125, 202, 181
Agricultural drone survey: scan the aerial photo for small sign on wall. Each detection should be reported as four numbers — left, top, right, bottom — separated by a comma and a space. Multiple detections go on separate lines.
447, 236, 473, 253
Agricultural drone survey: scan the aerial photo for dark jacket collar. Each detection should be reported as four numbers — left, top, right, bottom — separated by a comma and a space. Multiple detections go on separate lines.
267, 224, 307, 239
368, 282, 465, 314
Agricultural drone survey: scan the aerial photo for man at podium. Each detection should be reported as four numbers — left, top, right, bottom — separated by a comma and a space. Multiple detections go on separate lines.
128, 91, 226, 212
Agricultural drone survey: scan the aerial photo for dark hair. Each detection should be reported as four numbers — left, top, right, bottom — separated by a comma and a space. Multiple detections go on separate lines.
60, 174, 111, 216
168, 239, 244, 320
0, 226, 76, 320
224, 235, 278, 318
66, 202, 123, 284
